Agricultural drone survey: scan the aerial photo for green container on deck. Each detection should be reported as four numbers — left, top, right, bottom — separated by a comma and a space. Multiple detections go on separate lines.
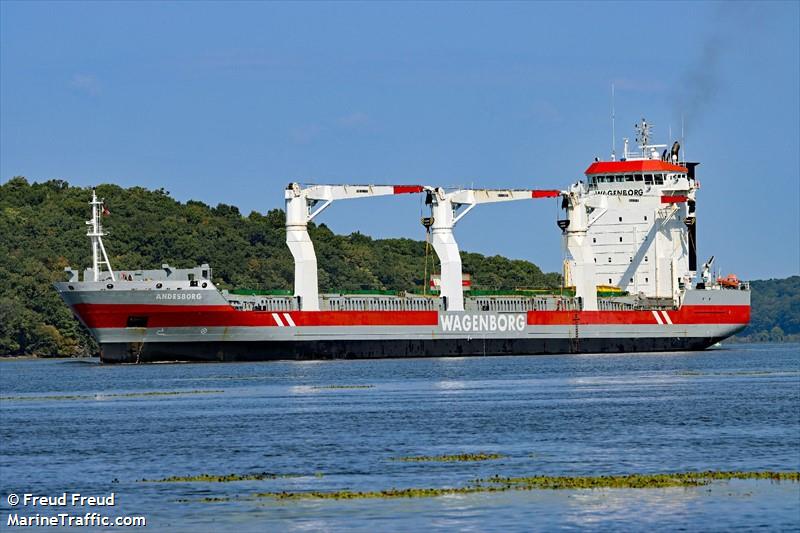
229, 289, 293, 296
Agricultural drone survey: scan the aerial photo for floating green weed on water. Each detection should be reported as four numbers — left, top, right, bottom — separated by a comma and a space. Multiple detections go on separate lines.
482, 471, 800, 490
0, 390, 224, 402
484, 473, 698, 489
141, 472, 305, 483
256, 486, 499, 500
719, 371, 800, 376
248, 471, 800, 501
675, 370, 800, 378
311, 385, 375, 390
394, 453, 505, 463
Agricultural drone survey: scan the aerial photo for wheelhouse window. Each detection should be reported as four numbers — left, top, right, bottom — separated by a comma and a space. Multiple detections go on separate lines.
625, 174, 635, 182
644, 174, 654, 184
635, 175, 644, 182
654, 174, 664, 185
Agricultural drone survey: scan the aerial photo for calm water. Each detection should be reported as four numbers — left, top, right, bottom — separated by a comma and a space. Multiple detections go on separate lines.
1, 343, 799, 531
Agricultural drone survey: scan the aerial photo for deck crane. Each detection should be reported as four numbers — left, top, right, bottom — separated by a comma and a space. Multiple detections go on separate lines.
701, 255, 715, 287
559, 183, 602, 311
424, 187, 561, 311
285, 182, 423, 311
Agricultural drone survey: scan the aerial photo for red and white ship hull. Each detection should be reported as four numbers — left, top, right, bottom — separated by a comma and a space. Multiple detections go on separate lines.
56, 283, 749, 363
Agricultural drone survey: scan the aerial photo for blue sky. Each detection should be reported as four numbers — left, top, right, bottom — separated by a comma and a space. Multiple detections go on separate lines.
2, 1, 798, 279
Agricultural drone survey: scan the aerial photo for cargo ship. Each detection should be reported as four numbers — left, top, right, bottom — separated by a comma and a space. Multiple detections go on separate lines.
55, 120, 750, 363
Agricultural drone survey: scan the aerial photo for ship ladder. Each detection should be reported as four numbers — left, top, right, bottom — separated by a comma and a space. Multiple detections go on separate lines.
570, 312, 580, 353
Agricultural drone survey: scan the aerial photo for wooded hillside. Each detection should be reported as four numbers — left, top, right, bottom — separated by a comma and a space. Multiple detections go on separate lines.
735, 276, 800, 342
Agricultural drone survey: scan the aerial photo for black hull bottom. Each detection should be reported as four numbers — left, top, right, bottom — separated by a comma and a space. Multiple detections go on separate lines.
100, 336, 725, 364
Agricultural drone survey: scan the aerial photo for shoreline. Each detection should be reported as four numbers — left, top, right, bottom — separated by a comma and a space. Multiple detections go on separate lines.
0, 354, 87, 361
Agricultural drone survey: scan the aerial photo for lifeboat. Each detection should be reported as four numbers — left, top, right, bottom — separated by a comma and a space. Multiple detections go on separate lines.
717, 274, 740, 289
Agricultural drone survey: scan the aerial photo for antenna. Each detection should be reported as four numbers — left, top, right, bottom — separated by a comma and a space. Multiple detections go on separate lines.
681, 113, 685, 162
634, 118, 651, 148
611, 83, 616, 160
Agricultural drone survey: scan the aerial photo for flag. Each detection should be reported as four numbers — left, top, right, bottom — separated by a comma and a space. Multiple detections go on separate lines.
102, 203, 110, 217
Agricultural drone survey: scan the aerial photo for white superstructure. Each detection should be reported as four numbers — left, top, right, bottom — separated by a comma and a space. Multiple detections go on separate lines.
561, 119, 698, 306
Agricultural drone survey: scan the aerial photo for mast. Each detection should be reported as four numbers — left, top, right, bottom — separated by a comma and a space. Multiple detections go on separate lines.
611, 83, 616, 160
86, 189, 115, 282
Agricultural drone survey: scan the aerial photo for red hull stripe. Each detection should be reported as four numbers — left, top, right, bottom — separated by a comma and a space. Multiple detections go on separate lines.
661, 195, 688, 204
393, 185, 424, 194
585, 160, 688, 175
73, 304, 749, 329
73, 304, 439, 329
526, 306, 750, 326
531, 190, 561, 198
